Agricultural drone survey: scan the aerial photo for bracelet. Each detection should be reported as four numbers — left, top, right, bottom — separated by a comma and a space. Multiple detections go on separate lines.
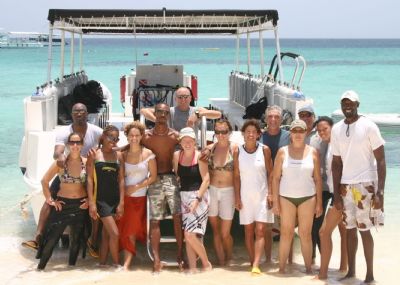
195, 196, 202, 202
376, 190, 384, 196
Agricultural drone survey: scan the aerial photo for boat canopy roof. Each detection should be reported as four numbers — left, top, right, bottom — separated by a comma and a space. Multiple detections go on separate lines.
47, 8, 278, 35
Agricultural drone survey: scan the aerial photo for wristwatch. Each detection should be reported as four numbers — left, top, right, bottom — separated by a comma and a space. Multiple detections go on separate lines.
195, 110, 200, 119
195, 196, 202, 202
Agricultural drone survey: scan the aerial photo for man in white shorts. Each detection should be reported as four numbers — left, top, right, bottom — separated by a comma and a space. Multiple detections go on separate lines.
331, 91, 386, 284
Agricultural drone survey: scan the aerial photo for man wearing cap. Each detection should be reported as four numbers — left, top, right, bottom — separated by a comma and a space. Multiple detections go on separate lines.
141, 103, 184, 273
331, 90, 385, 283
298, 104, 317, 144
140, 86, 221, 132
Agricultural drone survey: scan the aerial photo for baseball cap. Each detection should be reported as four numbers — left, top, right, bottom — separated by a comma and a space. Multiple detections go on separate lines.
298, 104, 315, 115
179, 127, 196, 140
341, 90, 359, 102
290, 119, 307, 131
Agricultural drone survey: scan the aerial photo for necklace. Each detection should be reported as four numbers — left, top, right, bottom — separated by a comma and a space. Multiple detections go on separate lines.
153, 127, 169, 136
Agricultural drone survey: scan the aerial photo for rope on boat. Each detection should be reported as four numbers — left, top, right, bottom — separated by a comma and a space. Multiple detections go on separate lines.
18, 189, 42, 220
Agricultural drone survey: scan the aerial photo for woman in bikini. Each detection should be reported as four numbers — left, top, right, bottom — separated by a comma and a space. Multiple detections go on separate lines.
87, 125, 125, 267
203, 119, 237, 266
173, 127, 212, 273
233, 119, 274, 275
117, 121, 157, 270
272, 119, 323, 274
36, 132, 90, 270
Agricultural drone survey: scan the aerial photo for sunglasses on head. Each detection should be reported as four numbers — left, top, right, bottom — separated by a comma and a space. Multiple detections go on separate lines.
67, 140, 83, 145
106, 135, 120, 143
214, 130, 229, 135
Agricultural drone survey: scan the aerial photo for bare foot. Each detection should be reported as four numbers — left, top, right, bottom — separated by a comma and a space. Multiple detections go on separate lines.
339, 272, 355, 281
312, 274, 327, 280
202, 261, 212, 272
177, 257, 186, 272
304, 268, 314, 275
278, 268, 286, 274
153, 261, 163, 274
364, 275, 375, 284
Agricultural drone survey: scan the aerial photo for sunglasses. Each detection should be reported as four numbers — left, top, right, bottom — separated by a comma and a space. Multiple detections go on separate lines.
155, 109, 170, 115
106, 135, 120, 143
214, 130, 229, 135
67, 140, 83, 145
291, 129, 306, 134
298, 112, 312, 118
176, 95, 190, 99
72, 109, 87, 115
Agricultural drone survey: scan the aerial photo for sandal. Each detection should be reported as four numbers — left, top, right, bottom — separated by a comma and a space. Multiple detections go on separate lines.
87, 239, 99, 258
21, 240, 38, 250
251, 266, 261, 275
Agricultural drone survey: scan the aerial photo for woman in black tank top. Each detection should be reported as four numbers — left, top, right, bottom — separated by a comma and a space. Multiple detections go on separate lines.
173, 127, 212, 273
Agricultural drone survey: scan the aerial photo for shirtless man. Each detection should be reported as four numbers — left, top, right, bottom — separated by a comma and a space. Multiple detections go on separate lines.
142, 103, 184, 272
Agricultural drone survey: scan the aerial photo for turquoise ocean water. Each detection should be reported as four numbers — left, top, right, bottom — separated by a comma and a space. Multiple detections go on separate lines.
0, 38, 399, 237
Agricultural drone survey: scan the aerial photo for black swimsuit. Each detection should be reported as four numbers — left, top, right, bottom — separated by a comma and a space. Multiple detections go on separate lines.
94, 160, 120, 217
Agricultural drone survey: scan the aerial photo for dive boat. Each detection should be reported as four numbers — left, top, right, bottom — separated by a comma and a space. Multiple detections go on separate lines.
19, 8, 313, 230
0, 30, 63, 48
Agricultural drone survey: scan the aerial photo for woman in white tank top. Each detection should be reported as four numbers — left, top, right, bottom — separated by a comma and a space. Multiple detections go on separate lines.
233, 119, 274, 275
272, 119, 323, 274
117, 121, 157, 270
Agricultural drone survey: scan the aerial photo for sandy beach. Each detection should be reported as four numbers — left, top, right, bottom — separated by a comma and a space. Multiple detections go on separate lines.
2, 220, 399, 285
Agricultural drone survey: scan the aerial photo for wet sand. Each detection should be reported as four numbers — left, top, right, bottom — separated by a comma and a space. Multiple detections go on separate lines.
2, 223, 400, 285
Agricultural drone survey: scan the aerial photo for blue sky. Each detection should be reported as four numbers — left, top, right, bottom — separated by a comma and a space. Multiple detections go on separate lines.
1, 0, 399, 38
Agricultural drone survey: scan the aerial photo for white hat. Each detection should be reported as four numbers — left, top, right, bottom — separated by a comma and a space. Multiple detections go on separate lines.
341, 90, 359, 102
179, 127, 196, 140
298, 104, 315, 114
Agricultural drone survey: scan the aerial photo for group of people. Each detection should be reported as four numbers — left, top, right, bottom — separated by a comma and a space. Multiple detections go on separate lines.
23, 87, 385, 284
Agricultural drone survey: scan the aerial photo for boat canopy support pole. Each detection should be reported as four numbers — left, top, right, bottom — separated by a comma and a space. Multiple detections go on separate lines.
133, 25, 137, 70
235, 31, 240, 71
60, 21, 65, 80
47, 23, 54, 83
70, 32, 75, 74
273, 27, 285, 108
79, 33, 83, 71
246, 31, 251, 74
259, 29, 265, 78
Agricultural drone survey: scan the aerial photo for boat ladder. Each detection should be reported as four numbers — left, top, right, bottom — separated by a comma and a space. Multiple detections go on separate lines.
146, 197, 179, 267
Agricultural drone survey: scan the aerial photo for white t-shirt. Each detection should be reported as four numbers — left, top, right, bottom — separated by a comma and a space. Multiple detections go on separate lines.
55, 123, 103, 156
330, 116, 385, 184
